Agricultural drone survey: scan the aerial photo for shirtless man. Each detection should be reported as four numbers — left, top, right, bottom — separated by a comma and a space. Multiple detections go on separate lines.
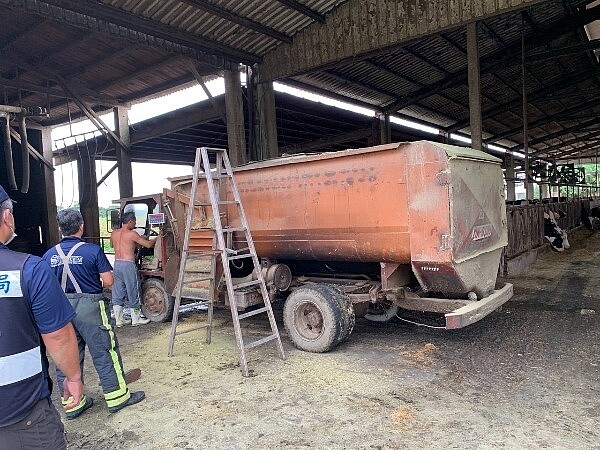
110, 211, 155, 327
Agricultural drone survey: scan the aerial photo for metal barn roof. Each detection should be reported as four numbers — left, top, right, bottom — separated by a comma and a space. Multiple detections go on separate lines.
0, 0, 598, 163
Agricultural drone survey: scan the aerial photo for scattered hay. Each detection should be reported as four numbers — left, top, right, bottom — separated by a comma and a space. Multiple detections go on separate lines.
401, 343, 438, 365
392, 405, 415, 431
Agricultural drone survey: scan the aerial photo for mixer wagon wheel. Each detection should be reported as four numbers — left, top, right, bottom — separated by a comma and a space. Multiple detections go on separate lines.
141, 278, 175, 322
312, 284, 355, 344
283, 283, 354, 353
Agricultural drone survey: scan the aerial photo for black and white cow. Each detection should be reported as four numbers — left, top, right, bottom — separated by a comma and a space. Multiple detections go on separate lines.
544, 209, 570, 252
581, 206, 600, 231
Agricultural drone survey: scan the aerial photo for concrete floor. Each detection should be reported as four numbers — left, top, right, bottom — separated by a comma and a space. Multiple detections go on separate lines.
59, 228, 599, 449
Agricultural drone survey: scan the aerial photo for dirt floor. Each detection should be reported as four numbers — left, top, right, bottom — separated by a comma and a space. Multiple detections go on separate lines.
56, 228, 599, 449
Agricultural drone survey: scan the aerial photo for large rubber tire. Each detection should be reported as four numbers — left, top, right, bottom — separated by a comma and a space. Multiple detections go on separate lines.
141, 278, 174, 322
283, 283, 355, 353
311, 284, 355, 345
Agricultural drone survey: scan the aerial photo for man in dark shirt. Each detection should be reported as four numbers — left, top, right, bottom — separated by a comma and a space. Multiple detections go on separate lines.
0, 185, 83, 449
42, 208, 145, 415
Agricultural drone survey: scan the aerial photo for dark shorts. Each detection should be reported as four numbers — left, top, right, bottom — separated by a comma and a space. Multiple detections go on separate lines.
0, 398, 66, 450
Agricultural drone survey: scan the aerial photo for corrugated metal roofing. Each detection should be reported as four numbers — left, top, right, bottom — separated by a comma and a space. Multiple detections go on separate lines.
0, 0, 597, 163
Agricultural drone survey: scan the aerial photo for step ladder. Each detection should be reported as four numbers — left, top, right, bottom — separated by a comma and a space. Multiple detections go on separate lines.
167, 147, 286, 377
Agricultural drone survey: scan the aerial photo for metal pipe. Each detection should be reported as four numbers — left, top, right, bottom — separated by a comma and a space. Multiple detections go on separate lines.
2, 114, 17, 190
0, 105, 24, 114
19, 114, 29, 193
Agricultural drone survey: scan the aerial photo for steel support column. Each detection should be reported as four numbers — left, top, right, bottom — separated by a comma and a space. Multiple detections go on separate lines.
114, 105, 133, 198
224, 69, 247, 166
467, 22, 482, 151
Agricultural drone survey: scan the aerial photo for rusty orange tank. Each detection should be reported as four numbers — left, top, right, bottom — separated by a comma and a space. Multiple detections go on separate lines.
128, 141, 512, 352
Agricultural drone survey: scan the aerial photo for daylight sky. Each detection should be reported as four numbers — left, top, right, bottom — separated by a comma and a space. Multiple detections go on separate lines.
52, 76, 515, 207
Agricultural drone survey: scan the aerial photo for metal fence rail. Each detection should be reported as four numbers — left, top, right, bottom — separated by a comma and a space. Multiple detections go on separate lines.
504, 199, 593, 260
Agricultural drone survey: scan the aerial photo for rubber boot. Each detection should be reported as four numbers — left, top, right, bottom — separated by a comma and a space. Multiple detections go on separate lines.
64, 395, 94, 420
113, 305, 131, 328
108, 391, 146, 413
131, 307, 150, 326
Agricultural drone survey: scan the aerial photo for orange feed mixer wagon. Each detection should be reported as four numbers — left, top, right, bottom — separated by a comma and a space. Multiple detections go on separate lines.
123, 141, 512, 352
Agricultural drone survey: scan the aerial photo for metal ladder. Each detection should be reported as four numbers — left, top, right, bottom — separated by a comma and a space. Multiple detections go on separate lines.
168, 147, 286, 377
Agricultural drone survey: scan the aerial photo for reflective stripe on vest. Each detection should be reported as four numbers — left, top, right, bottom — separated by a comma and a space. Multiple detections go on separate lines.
0, 346, 42, 386
55, 242, 86, 293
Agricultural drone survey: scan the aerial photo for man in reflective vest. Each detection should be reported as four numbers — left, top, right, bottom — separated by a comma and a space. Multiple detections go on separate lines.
42, 208, 145, 414
0, 185, 84, 449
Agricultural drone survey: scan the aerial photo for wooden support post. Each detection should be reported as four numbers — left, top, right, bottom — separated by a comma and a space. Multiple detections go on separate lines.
439, 130, 450, 144
521, 21, 534, 200
41, 127, 60, 247
467, 22, 483, 151
77, 149, 100, 245
379, 113, 391, 144
255, 77, 278, 160
114, 105, 133, 198
541, 178, 549, 199
247, 66, 257, 162
505, 153, 516, 202
224, 69, 247, 167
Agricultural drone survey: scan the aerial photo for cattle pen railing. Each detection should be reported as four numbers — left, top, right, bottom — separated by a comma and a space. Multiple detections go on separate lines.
502, 198, 596, 274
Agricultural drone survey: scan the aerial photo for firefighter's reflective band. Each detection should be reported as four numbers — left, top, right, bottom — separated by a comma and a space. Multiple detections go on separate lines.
0, 346, 41, 386
55, 242, 86, 293
98, 301, 130, 407
62, 394, 89, 413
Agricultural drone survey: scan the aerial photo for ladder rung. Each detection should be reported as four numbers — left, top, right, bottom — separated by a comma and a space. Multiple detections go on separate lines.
194, 200, 238, 206
199, 174, 229, 180
222, 226, 246, 233
232, 279, 262, 290
186, 249, 220, 256
179, 301, 210, 309
184, 276, 213, 283
245, 333, 278, 350
238, 306, 269, 320
184, 269, 213, 274
175, 324, 210, 336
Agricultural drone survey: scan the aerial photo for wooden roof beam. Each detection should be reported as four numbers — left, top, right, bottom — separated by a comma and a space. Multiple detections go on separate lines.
447, 68, 600, 133
488, 105, 600, 144
280, 128, 372, 154
385, 4, 600, 114
94, 55, 182, 93
530, 128, 600, 157
3, 0, 259, 66
179, 0, 292, 43
260, 0, 548, 82
275, 0, 325, 23
552, 139, 600, 160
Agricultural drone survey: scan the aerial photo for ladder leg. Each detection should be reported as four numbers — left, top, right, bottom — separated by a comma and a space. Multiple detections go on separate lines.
168, 149, 203, 356
199, 147, 286, 377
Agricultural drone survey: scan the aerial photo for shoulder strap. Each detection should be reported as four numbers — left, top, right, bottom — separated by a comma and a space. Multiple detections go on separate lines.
55, 242, 86, 293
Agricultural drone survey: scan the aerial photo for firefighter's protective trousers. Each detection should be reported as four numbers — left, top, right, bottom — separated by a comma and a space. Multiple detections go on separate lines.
54, 244, 131, 411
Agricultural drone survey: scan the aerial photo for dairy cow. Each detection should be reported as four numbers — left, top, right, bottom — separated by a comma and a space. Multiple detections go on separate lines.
544, 209, 570, 252
581, 206, 600, 231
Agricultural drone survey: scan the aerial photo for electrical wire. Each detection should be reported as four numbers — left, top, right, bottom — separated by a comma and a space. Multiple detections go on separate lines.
395, 313, 446, 329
